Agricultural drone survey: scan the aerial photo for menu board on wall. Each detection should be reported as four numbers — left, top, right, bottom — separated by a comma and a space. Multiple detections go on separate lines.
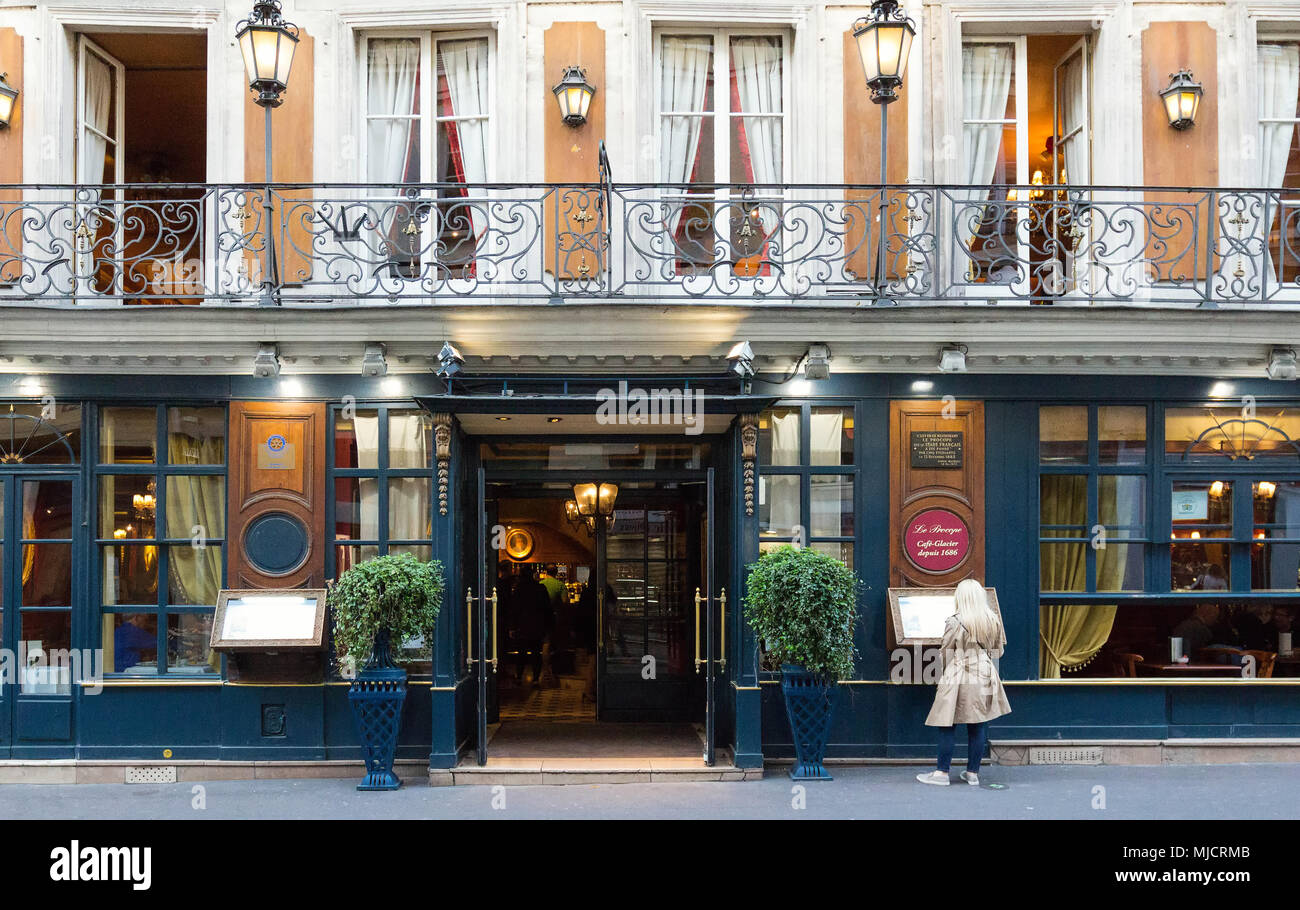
210, 588, 328, 651
887, 587, 1002, 649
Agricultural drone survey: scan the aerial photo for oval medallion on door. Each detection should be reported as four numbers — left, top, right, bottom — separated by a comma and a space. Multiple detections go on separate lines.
243, 512, 310, 577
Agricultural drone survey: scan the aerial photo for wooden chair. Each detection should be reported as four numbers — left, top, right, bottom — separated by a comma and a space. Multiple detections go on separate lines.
1244, 650, 1276, 679
1195, 646, 1276, 678
1113, 652, 1145, 678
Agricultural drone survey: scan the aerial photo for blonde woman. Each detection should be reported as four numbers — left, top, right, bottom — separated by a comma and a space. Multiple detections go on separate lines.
916, 579, 1011, 787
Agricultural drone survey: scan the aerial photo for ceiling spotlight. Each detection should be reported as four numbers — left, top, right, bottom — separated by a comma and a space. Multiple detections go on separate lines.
252, 343, 281, 378
1268, 347, 1298, 381
804, 343, 832, 380
436, 341, 465, 379
938, 344, 968, 374
361, 342, 387, 378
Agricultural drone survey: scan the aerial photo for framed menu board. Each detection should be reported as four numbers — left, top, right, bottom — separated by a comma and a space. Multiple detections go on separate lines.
886, 587, 1002, 649
210, 588, 328, 651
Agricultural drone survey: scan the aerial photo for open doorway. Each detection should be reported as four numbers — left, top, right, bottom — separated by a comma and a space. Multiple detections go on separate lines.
481, 479, 711, 761
75, 31, 207, 302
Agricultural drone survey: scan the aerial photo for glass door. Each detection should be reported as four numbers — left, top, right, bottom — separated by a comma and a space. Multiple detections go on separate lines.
0, 473, 80, 753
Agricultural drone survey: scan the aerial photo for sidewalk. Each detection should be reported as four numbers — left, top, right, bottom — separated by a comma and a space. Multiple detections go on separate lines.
2, 763, 1296, 819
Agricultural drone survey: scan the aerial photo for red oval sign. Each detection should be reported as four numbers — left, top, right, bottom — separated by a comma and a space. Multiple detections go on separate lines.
904, 508, 970, 573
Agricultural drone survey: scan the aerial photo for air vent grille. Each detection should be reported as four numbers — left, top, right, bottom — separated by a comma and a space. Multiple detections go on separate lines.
1028, 746, 1104, 765
125, 765, 178, 784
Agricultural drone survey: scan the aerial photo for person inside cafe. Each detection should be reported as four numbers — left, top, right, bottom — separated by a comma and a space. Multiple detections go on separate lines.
1234, 603, 1276, 651
1270, 606, 1294, 653
1170, 602, 1225, 659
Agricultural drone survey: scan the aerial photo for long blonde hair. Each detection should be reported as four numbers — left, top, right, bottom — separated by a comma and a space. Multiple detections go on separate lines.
955, 579, 1000, 648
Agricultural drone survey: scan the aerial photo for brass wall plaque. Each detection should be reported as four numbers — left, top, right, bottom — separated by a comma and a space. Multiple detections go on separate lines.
909, 430, 963, 469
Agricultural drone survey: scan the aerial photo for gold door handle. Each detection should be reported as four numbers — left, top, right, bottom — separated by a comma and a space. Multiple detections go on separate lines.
490, 587, 499, 673
465, 587, 474, 671
694, 587, 703, 674
719, 588, 727, 672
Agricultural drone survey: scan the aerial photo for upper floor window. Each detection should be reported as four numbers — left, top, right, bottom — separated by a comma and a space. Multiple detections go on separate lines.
363, 32, 491, 275
656, 30, 787, 275
1256, 40, 1300, 283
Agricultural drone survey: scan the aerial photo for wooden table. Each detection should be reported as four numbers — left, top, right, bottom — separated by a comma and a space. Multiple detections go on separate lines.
1134, 662, 1245, 678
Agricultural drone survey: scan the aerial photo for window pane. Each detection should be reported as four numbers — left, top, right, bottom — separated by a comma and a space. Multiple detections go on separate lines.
167, 613, 217, 673
759, 407, 800, 466
1165, 406, 1300, 459
810, 407, 853, 466
99, 475, 156, 539
660, 35, 714, 114
23, 544, 72, 606
1040, 542, 1086, 592
389, 544, 432, 561
660, 35, 714, 188
334, 409, 380, 470
389, 410, 433, 469
165, 476, 225, 540
334, 477, 379, 541
1171, 480, 1232, 530
759, 474, 800, 537
1040, 474, 1086, 528
810, 475, 853, 537
728, 36, 783, 184
388, 477, 431, 540
810, 540, 853, 570
102, 544, 158, 605
366, 38, 421, 184
166, 407, 226, 465
1039, 406, 1087, 464
336, 544, 379, 577
168, 544, 222, 605
1253, 481, 1300, 589
21, 611, 72, 693
1097, 543, 1144, 592
105, 613, 158, 673
1099, 475, 1145, 536
1098, 406, 1146, 464
100, 407, 156, 464
0, 403, 81, 464
23, 480, 74, 539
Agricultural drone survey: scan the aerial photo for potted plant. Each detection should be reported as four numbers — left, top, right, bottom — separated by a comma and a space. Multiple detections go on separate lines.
744, 544, 858, 780
329, 553, 444, 790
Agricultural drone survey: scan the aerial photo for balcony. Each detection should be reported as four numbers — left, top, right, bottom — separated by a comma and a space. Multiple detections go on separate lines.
0, 181, 1297, 307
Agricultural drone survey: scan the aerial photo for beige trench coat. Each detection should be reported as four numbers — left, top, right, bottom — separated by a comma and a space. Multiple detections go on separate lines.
924, 615, 1011, 727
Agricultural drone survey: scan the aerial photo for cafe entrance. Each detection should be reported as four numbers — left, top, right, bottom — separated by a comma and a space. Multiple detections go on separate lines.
459, 431, 735, 767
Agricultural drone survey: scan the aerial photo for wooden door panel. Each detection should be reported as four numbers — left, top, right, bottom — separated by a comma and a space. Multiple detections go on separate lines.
228, 402, 326, 589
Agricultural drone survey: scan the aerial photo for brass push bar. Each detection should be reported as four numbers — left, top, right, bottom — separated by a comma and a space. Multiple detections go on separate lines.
694, 587, 703, 674
465, 587, 474, 670
490, 587, 499, 673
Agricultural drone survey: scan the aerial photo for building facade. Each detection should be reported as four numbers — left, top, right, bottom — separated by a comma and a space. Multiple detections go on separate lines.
0, 0, 1298, 771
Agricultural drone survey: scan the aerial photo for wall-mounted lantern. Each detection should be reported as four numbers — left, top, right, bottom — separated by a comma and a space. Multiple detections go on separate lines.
1160, 69, 1203, 131
572, 481, 618, 531
553, 65, 596, 126
0, 72, 19, 129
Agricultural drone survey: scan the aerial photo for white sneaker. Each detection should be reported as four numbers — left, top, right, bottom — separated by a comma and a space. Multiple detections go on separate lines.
915, 770, 950, 786
960, 771, 980, 786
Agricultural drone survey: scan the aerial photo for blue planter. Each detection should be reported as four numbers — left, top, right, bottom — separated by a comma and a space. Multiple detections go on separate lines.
348, 630, 407, 791
780, 665, 837, 781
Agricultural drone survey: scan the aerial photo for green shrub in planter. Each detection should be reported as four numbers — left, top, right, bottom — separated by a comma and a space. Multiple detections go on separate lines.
329, 553, 445, 675
743, 544, 858, 679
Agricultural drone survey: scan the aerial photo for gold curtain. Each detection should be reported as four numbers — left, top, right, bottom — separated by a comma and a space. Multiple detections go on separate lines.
166, 431, 225, 673
1039, 474, 1118, 677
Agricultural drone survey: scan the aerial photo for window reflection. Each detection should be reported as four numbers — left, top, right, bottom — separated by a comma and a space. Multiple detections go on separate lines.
1171, 480, 1232, 591
1252, 481, 1300, 591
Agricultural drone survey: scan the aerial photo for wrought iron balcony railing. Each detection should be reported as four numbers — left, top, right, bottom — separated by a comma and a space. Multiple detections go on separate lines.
0, 181, 1296, 306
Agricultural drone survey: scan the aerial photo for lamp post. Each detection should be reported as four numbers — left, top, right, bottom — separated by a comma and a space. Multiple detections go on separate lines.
236, 0, 299, 307
852, 0, 915, 305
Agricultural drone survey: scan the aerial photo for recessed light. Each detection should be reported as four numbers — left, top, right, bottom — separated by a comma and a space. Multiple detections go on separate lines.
496, 416, 511, 422
547, 417, 562, 423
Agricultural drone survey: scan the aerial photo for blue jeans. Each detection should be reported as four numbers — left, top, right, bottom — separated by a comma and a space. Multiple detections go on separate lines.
936, 723, 987, 774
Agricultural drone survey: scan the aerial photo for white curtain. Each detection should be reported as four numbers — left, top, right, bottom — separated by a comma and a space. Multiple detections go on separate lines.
388, 413, 431, 541
961, 44, 1014, 201
810, 409, 844, 466
81, 51, 113, 183
352, 414, 381, 544
731, 37, 783, 233
661, 36, 713, 235
1258, 43, 1300, 284
366, 39, 421, 184
1058, 53, 1087, 186
440, 38, 490, 238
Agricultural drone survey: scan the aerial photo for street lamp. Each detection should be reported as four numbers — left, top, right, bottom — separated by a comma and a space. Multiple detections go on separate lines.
552, 65, 596, 127
0, 73, 19, 129
853, 0, 916, 305
236, 0, 299, 307
1159, 69, 1203, 131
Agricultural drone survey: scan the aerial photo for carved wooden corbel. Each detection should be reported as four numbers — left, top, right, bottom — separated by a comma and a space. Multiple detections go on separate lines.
433, 413, 452, 516
740, 413, 759, 516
